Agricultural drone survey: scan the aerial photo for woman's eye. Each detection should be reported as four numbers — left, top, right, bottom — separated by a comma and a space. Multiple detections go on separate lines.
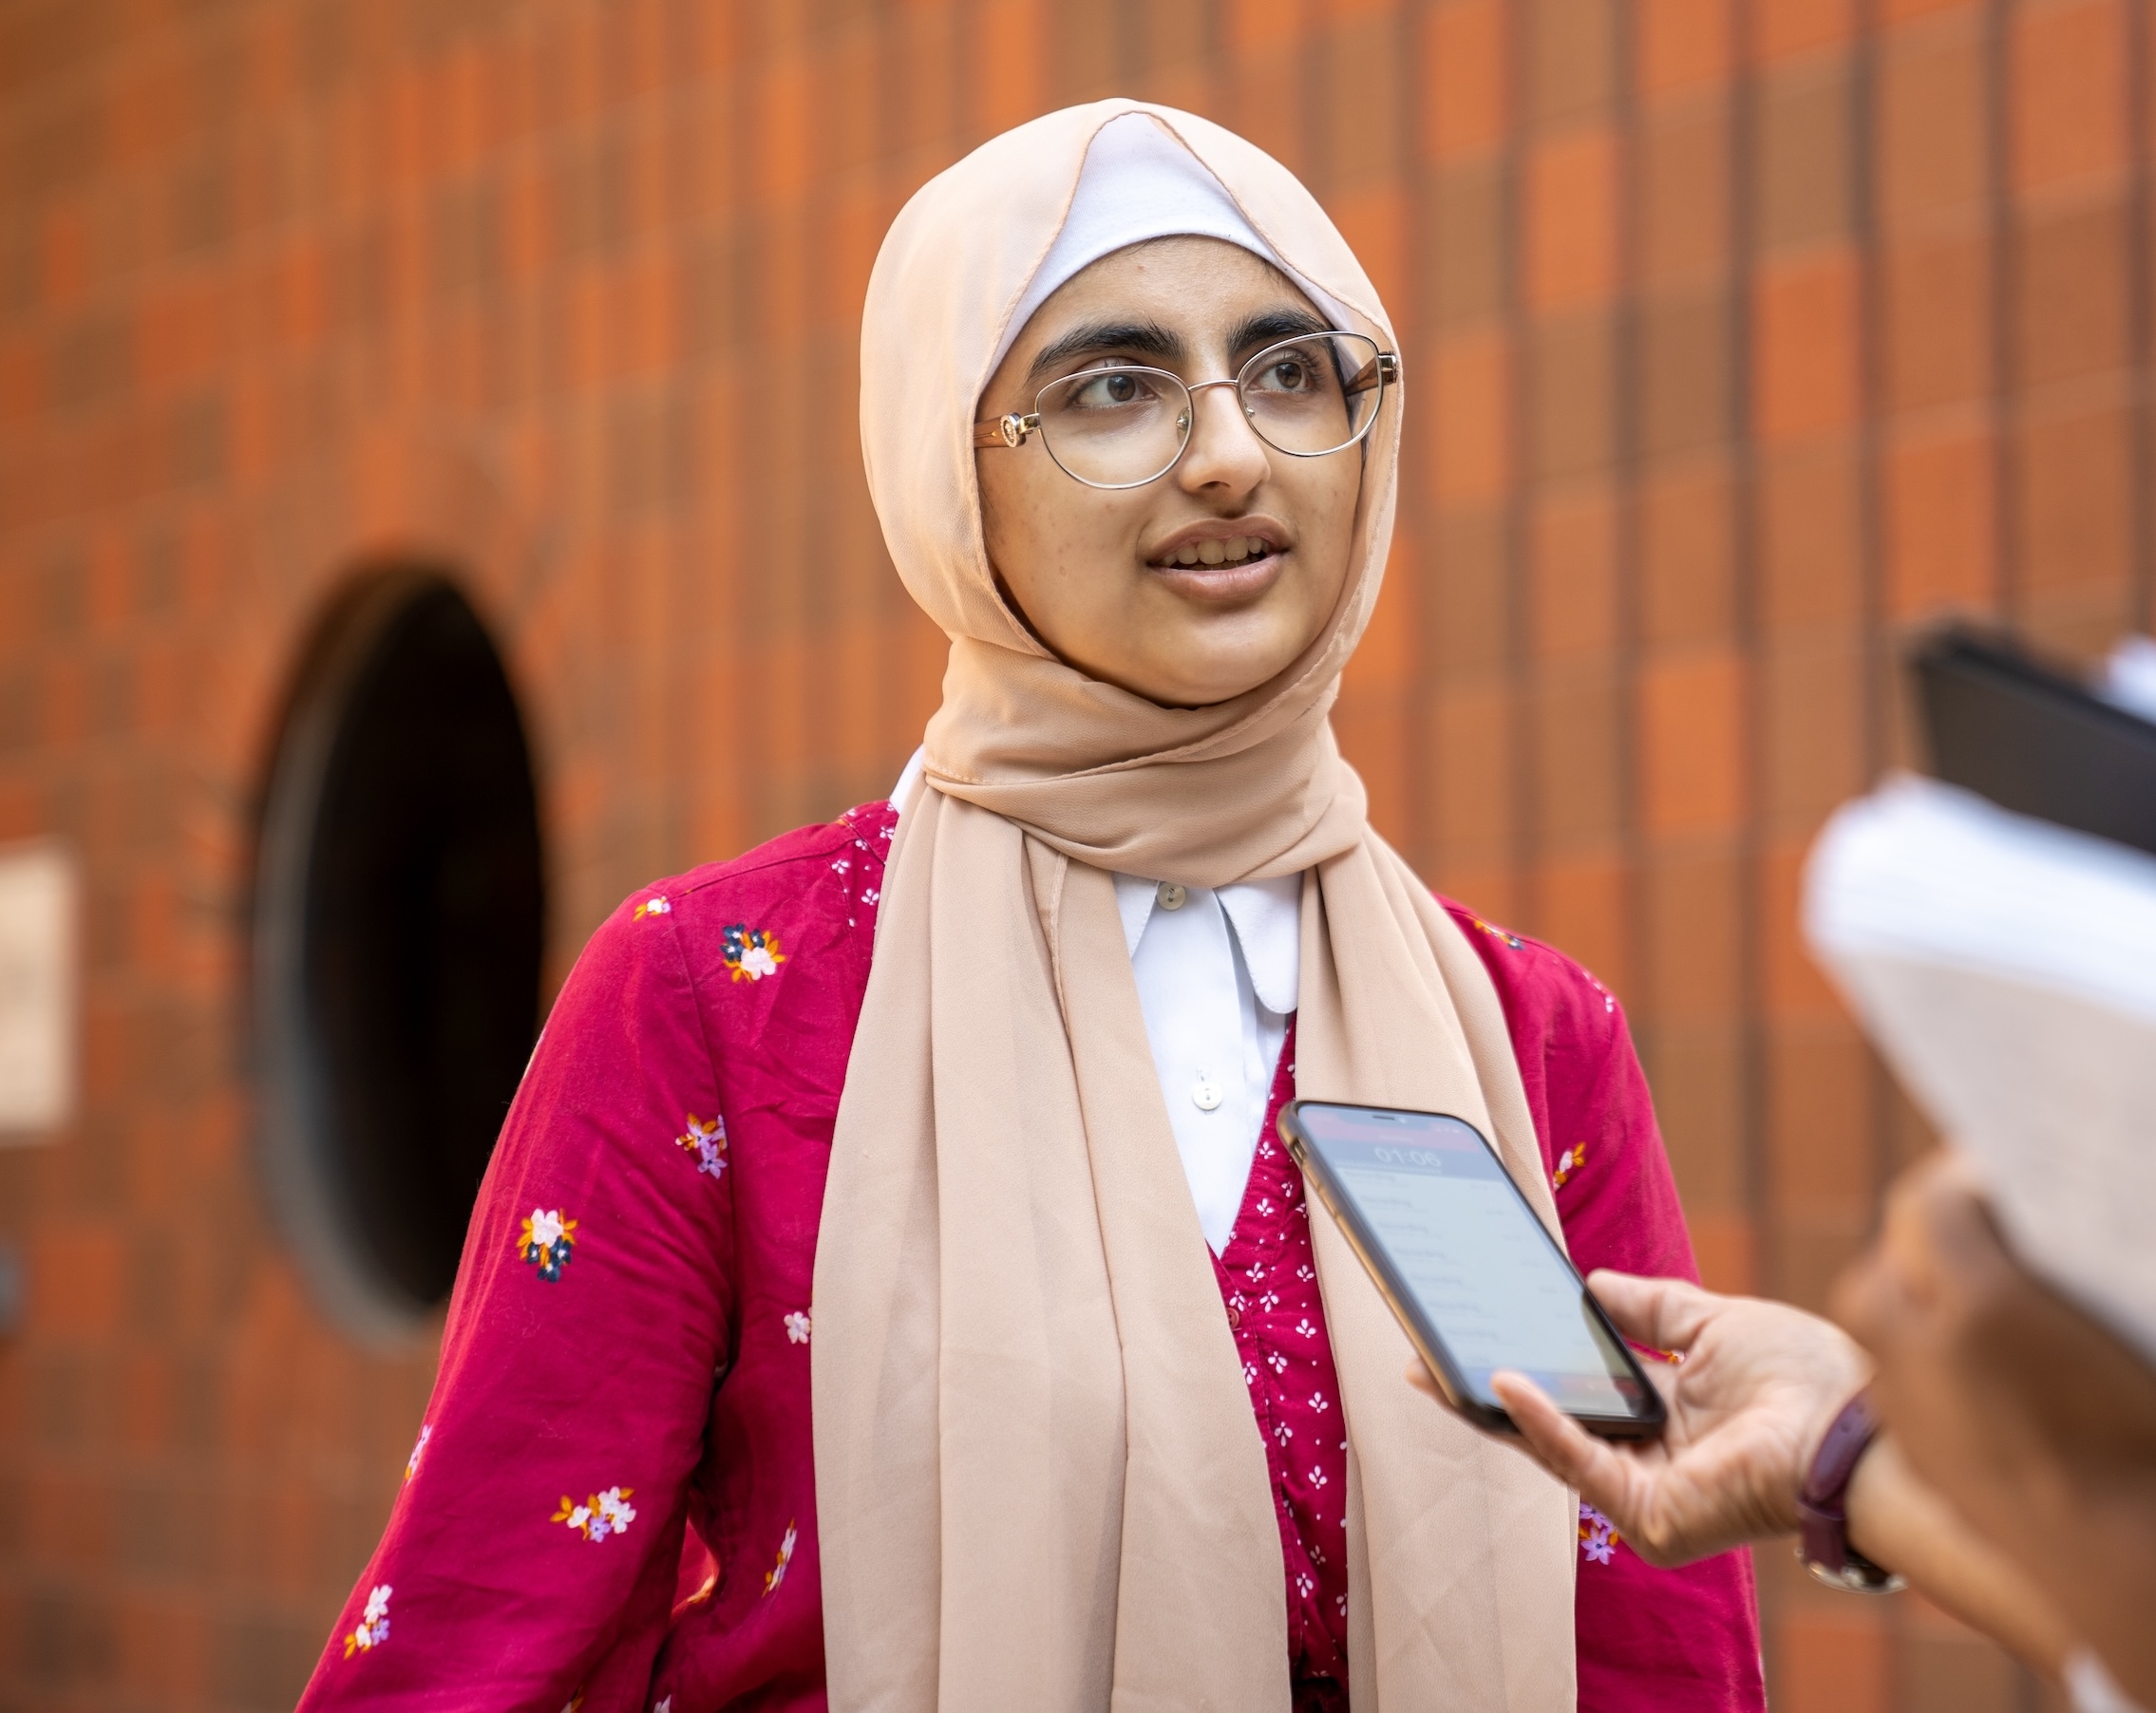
1258, 358, 1313, 392
1069, 370, 1148, 408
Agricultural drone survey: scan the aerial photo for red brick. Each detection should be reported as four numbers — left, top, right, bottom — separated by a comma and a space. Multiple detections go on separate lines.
1421, 0, 1507, 161
1884, 424, 1995, 618
32, 1223, 125, 1340
2011, 0, 2128, 194
1525, 127, 1617, 310
1772, 1607, 1892, 1713
1878, 15, 1987, 226
1753, 0, 1857, 61
1429, 327, 1511, 502
1638, 0, 1730, 96
1529, 484, 1617, 660
1639, 649, 1746, 836
1752, 249, 1861, 440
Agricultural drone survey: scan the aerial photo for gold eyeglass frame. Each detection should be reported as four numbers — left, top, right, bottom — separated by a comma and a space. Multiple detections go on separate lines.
972, 335, 1401, 491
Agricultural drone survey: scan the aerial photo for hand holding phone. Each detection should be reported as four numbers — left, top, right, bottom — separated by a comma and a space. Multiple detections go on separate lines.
1277, 1099, 1667, 1440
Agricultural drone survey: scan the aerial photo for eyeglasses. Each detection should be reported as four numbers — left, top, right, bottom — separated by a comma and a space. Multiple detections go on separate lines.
973, 331, 1399, 491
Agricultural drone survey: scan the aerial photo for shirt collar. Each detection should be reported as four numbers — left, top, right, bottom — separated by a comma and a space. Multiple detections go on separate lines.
1113, 871, 1302, 1015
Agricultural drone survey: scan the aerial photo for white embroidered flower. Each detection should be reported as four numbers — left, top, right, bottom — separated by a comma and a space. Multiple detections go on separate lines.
527, 1208, 565, 1251
1274, 1421, 1294, 1444
784, 1310, 811, 1345
593, 1487, 637, 1538
765, 1519, 799, 1594
342, 1584, 391, 1656
1308, 1392, 1330, 1412
405, 1423, 430, 1481
1266, 1351, 1288, 1374
740, 943, 779, 978
1294, 1317, 1317, 1339
1256, 1197, 1275, 1217
1296, 1264, 1314, 1282
1243, 1361, 1259, 1384
1308, 1465, 1329, 1488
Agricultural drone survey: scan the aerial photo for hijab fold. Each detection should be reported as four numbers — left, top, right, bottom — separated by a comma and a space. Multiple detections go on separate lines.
814, 99, 1577, 1712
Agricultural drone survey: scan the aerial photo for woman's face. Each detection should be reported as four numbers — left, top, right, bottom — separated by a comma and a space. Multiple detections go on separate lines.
975, 237, 1364, 708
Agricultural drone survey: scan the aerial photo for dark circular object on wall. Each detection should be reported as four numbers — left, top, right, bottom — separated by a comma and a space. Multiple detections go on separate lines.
253, 569, 544, 1342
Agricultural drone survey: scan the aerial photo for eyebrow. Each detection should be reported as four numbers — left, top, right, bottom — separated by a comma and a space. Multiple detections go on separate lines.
1226, 305, 1334, 356
1027, 319, 1184, 384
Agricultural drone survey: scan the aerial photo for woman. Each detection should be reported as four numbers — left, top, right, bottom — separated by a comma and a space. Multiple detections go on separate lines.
297, 101, 1761, 1711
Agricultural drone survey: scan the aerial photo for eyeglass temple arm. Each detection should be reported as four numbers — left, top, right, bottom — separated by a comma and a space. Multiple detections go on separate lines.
971, 412, 1041, 449
1345, 351, 1401, 398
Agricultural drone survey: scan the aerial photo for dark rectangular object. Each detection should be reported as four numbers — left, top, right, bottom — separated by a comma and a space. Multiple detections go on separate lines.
1914, 628, 2156, 859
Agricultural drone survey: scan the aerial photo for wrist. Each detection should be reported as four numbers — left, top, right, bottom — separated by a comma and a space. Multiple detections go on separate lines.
1797, 1386, 1903, 1592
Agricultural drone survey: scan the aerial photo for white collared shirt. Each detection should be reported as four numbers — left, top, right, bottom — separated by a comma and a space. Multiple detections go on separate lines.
891, 752, 1302, 1252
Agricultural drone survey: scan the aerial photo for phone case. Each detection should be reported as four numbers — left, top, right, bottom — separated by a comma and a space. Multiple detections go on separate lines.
1277, 1099, 1667, 1441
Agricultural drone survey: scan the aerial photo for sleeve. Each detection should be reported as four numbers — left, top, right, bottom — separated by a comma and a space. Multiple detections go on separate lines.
1456, 913, 1768, 1713
295, 897, 736, 1711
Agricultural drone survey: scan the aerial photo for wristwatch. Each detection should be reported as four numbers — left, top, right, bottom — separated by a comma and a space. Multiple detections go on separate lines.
1796, 1388, 1904, 1592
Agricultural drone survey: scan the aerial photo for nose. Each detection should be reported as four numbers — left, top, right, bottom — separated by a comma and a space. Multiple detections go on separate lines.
1175, 378, 1271, 497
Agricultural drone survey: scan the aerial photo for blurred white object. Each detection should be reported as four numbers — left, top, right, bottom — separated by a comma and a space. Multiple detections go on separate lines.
0, 840, 77, 1137
2098, 633, 2156, 724
2068, 1650, 2151, 1713
1804, 774, 2156, 1363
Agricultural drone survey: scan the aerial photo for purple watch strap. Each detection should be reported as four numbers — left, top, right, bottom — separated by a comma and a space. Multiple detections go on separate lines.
1797, 1388, 1880, 1576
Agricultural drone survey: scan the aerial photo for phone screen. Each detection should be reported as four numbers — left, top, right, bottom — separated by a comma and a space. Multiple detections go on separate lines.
1290, 1102, 1655, 1423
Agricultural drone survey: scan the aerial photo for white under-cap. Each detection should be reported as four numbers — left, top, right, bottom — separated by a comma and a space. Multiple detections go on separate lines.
992, 111, 1354, 375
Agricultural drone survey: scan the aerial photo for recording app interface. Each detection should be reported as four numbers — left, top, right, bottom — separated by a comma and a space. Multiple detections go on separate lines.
1304, 1106, 1648, 1417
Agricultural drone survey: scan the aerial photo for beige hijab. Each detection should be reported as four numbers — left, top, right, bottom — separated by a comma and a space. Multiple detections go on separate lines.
812, 99, 1575, 1712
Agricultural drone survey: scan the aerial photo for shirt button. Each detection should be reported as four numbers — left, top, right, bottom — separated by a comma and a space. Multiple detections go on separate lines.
1191, 1077, 1221, 1111
1157, 881, 1187, 912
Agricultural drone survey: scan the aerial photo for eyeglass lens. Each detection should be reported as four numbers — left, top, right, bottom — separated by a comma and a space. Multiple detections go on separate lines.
1031, 332, 1386, 490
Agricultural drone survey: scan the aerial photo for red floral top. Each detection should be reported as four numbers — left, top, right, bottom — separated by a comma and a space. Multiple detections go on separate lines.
295, 800, 1764, 1712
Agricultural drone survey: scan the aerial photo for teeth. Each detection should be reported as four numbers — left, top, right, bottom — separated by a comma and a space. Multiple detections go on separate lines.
1158, 536, 1274, 568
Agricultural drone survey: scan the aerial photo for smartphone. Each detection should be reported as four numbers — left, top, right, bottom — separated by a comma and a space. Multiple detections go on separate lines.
1277, 1100, 1667, 1440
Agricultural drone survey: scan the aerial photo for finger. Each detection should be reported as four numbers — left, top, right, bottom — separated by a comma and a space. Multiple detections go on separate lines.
1488, 1371, 1655, 1528
1584, 1271, 1716, 1356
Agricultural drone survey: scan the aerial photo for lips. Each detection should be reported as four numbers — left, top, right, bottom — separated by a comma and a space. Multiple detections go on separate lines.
1148, 533, 1278, 569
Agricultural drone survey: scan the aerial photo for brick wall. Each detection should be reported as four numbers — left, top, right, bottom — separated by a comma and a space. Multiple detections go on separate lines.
1, 0, 2139, 1706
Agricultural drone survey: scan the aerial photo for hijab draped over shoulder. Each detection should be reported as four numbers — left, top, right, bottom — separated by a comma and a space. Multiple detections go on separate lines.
812, 99, 1577, 1713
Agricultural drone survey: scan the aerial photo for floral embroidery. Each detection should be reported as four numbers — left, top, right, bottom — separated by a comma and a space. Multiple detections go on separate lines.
1308, 1465, 1329, 1488
633, 894, 671, 920
343, 1584, 390, 1657
765, 1518, 798, 1594
1472, 915, 1525, 951
554, 1486, 637, 1541
519, 1208, 577, 1281
562, 1695, 586, 1713
1294, 1316, 1318, 1339
1579, 1500, 1620, 1565
785, 1310, 811, 1345
722, 922, 785, 982
677, 1112, 728, 1177
405, 1424, 430, 1482
1553, 1143, 1586, 1190
1308, 1392, 1331, 1412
